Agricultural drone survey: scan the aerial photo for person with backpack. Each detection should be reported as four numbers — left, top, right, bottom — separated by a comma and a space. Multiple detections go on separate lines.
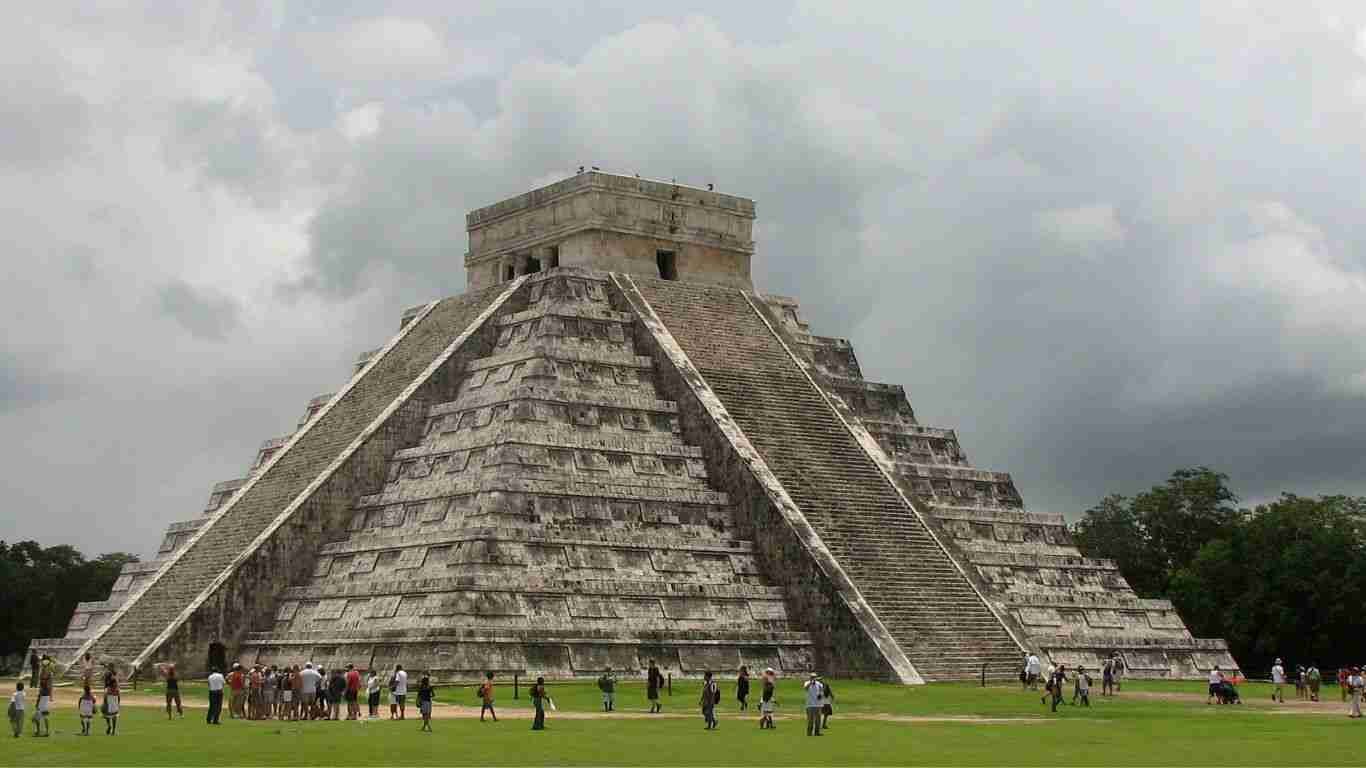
417, 676, 434, 732
759, 668, 777, 729
1307, 666, 1322, 702
597, 667, 616, 712
531, 676, 549, 731
1073, 666, 1091, 707
700, 671, 720, 730
478, 672, 497, 722
646, 660, 664, 714
8, 681, 24, 738
736, 666, 750, 711
802, 673, 823, 735
1049, 665, 1067, 713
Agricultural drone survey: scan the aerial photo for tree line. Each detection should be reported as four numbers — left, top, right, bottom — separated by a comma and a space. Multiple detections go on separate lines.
0, 541, 138, 670
1072, 467, 1366, 674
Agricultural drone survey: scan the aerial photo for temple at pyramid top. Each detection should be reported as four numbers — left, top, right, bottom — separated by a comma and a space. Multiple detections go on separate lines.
465, 171, 756, 290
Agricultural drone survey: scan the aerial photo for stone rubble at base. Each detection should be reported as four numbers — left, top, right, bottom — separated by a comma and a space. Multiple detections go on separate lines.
29, 171, 1237, 683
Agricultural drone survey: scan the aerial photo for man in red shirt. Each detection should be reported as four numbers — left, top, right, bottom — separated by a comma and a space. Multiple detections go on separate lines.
227, 664, 246, 719
345, 664, 362, 720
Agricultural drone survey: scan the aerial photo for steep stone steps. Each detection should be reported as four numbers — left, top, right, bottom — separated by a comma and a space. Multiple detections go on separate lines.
631, 276, 1023, 681
70, 283, 519, 671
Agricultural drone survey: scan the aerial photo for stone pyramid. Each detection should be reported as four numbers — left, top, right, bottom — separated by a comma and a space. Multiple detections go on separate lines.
33, 172, 1236, 682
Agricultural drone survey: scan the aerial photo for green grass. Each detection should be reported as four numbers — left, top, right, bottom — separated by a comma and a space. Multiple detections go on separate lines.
2, 679, 1361, 766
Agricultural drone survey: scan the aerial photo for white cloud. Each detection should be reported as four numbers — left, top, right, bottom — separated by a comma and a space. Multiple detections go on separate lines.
1034, 203, 1127, 248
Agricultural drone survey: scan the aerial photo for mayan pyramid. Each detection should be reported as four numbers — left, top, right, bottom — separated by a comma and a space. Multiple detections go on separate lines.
33, 172, 1237, 683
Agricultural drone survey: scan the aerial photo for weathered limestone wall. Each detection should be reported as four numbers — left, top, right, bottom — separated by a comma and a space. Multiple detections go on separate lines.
465, 172, 755, 290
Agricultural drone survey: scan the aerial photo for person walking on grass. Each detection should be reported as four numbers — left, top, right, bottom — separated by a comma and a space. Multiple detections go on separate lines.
160, 663, 183, 719
1207, 666, 1225, 705
327, 668, 346, 720
478, 671, 497, 722
803, 673, 824, 735
1027, 653, 1041, 690
31, 674, 50, 737
531, 676, 549, 731
646, 659, 664, 714
701, 671, 720, 730
417, 676, 434, 732
1073, 666, 1091, 707
1295, 665, 1307, 700
78, 685, 95, 736
102, 668, 120, 735
759, 668, 777, 729
28, 651, 39, 688
821, 678, 835, 729
1308, 666, 1322, 702
1347, 667, 1363, 719
1049, 665, 1067, 713
1271, 659, 1286, 703
597, 667, 616, 712
366, 669, 381, 719
737, 666, 751, 711
8, 682, 24, 738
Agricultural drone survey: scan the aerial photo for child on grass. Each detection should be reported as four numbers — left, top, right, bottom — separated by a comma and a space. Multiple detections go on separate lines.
7, 682, 23, 738
418, 676, 434, 732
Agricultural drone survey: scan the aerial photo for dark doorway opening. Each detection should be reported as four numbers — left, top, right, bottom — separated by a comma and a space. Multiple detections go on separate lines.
656, 250, 677, 280
504, 264, 515, 282
208, 642, 227, 673
525, 256, 541, 274
547, 246, 560, 269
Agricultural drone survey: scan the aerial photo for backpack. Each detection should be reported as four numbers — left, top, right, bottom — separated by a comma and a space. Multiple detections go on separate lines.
712, 684, 722, 705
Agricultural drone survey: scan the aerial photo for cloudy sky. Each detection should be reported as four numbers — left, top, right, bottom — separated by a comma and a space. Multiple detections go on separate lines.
5, 1, 1366, 557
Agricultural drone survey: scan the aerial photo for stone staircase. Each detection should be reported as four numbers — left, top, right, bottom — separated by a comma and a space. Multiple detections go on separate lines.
62, 284, 519, 673
758, 293, 1240, 678
629, 277, 1024, 681
235, 270, 813, 679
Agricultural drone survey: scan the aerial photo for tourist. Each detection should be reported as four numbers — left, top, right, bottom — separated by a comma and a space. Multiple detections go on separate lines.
80, 652, 96, 689
1048, 665, 1067, 713
1019, 653, 1030, 689
28, 651, 39, 687
39, 655, 54, 696
1347, 667, 1363, 719
103, 668, 120, 735
531, 676, 549, 731
299, 662, 321, 720
1207, 666, 1225, 705
327, 668, 346, 720
33, 662, 51, 737
388, 669, 399, 719
395, 665, 410, 721
1041, 660, 1056, 705
1021, 650, 1038, 688
1341, 667, 1351, 702
701, 671, 720, 731
759, 668, 777, 729
1271, 658, 1286, 703
1073, 666, 1091, 707
821, 678, 835, 729
1307, 665, 1322, 702
737, 666, 751, 711
646, 659, 664, 714
1102, 657, 1115, 697
263, 666, 277, 719
417, 676, 434, 732
478, 671, 496, 722
78, 685, 95, 736
159, 662, 183, 719
248, 664, 263, 719
366, 669, 381, 718
1295, 665, 1307, 700
802, 673, 823, 735
280, 667, 293, 720
206, 667, 225, 725
8, 682, 24, 738
1112, 653, 1125, 693
597, 667, 616, 712
227, 663, 245, 718
345, 664, 361, 720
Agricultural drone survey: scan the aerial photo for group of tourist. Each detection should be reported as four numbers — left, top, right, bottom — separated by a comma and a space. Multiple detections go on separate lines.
1271, 658, 1365, 717
10, 651, 121, 737
204, 662, 411, 724
1021, 651, 1124, 703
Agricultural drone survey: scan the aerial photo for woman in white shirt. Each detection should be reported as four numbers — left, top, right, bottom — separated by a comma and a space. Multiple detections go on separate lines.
1207, 667, 1224, 704
366, 671, 381, 718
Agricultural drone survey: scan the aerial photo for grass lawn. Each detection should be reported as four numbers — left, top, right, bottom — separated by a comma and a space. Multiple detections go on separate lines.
1, 678, 1360, 766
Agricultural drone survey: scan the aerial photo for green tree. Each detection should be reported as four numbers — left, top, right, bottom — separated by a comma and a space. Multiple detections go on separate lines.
0, 541, 138, 665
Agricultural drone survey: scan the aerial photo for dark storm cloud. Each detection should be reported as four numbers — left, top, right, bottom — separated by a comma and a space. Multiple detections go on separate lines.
5, 0, 1366, 560
157, 280, 243, 342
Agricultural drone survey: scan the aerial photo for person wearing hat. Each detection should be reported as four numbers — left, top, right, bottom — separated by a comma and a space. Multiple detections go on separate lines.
1348, 667, 1363, 719
802, 673, 824, 736
1271, 658, 1286, 703
759, 668, 777, 729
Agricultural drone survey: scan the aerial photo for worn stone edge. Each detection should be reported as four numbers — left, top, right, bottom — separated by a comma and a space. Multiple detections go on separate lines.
741, 290, 1030, 656
611, 272, 923, 685
125, 276, 528, 671
65, 298, 451, 673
